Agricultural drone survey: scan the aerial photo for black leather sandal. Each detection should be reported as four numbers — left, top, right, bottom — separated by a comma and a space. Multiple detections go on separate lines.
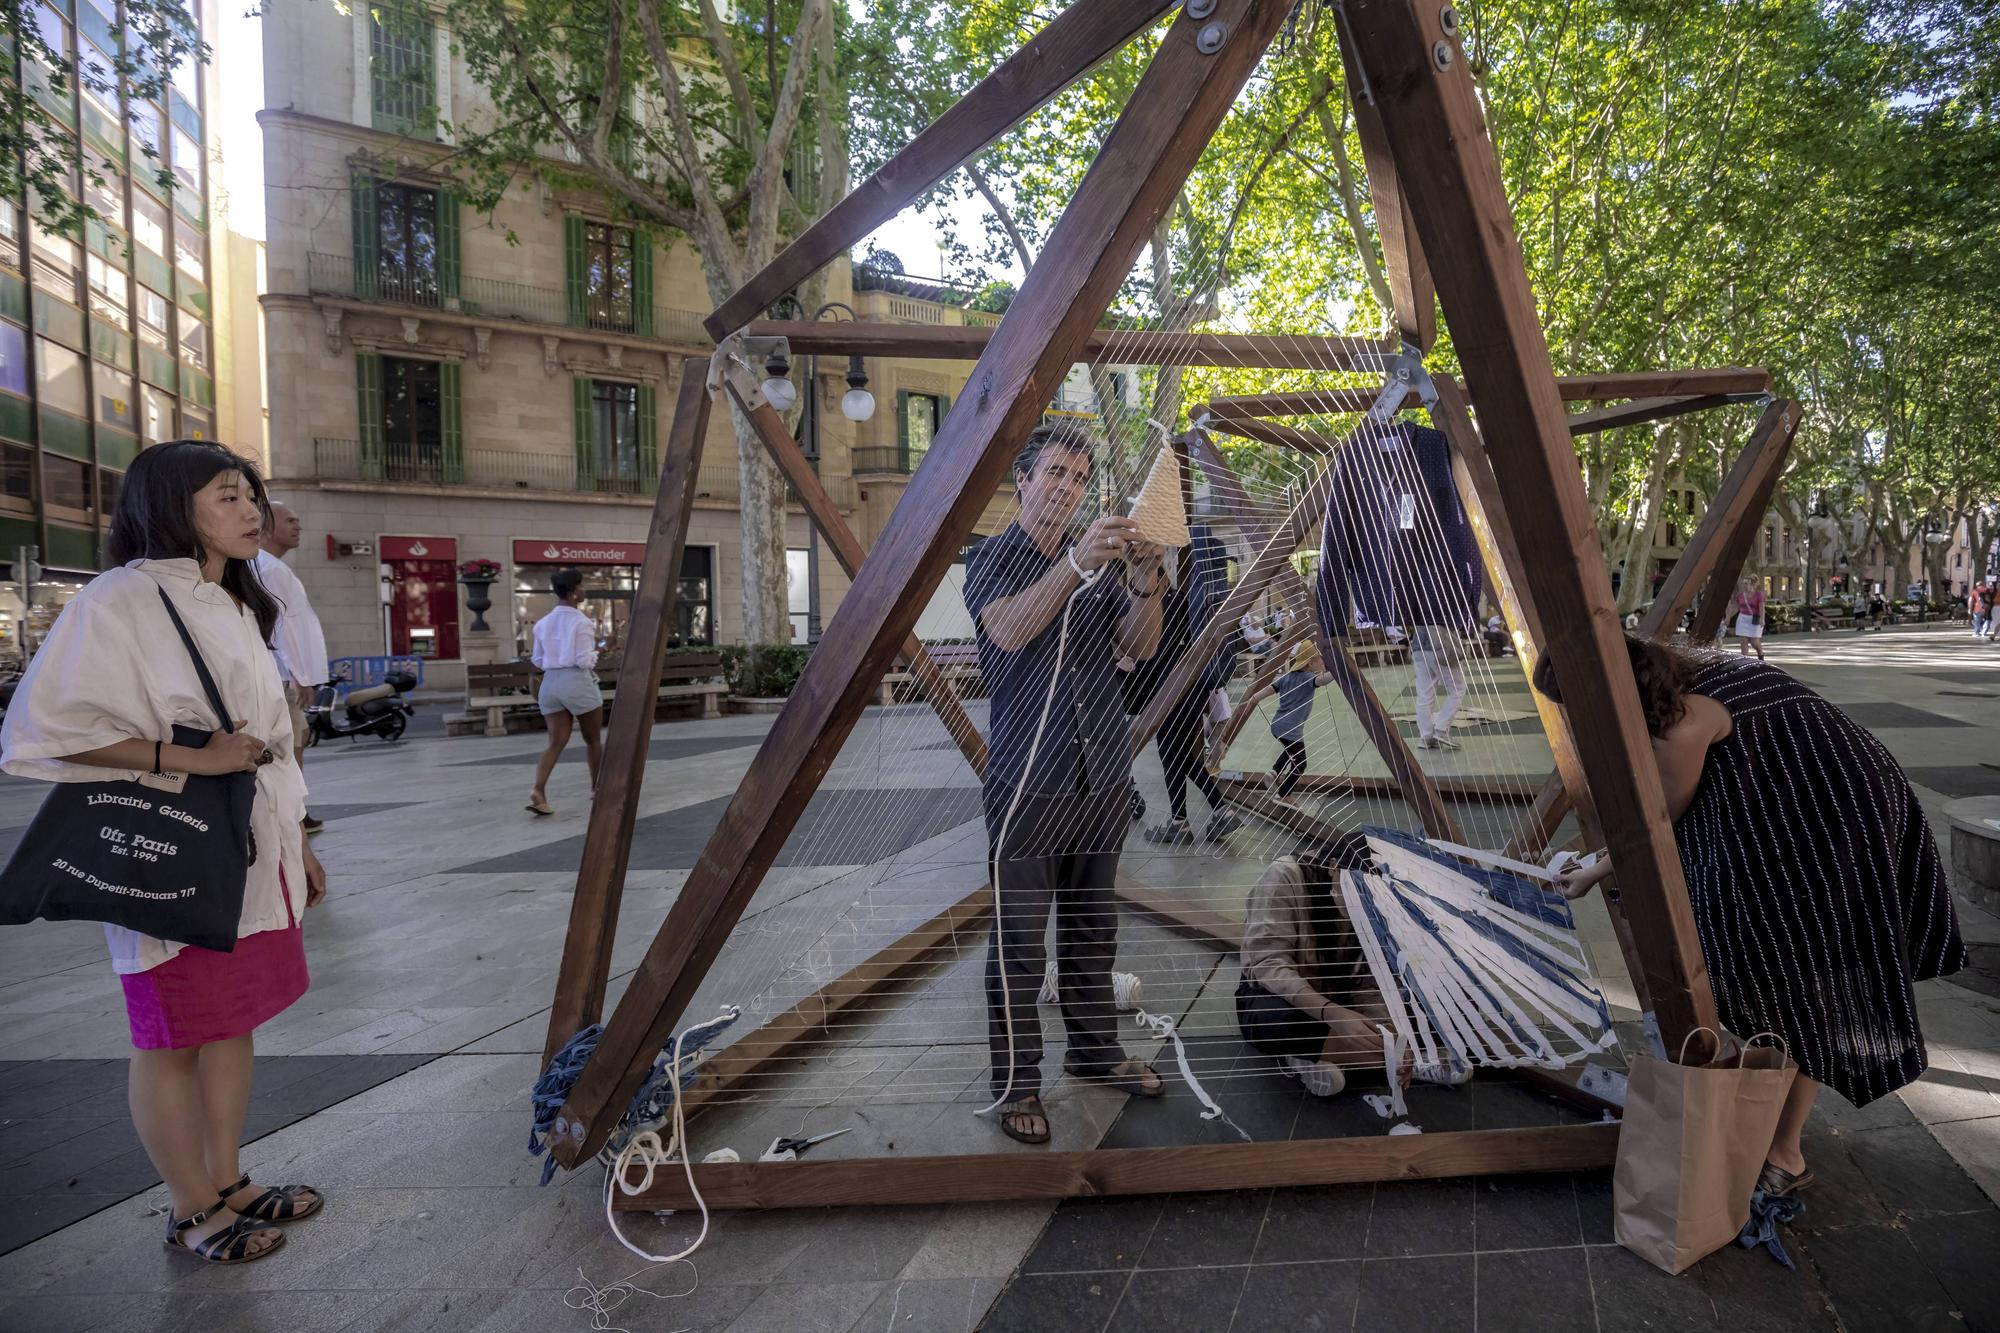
164, 1207, 285, 1264
218, 1174, 324, 1223
1064, 1054, 1165, 1097
998, 1095, 1051, 1145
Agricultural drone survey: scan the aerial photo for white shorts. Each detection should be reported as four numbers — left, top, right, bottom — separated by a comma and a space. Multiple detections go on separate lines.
538, 666, 603, 716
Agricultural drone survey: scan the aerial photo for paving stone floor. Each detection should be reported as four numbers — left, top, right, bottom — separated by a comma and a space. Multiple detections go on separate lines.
0, 625, 1995, 1331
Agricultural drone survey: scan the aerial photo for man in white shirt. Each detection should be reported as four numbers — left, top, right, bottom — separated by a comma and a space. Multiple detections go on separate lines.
255, 501, 329, 833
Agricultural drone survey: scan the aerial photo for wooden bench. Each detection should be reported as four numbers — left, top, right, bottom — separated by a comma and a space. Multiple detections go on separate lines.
617, 651, 729, 719
466, 662, 542, 737
878, 641, 984, 704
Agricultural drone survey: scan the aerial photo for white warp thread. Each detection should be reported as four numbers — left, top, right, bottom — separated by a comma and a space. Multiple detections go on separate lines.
1131, 1008, 1251, 1142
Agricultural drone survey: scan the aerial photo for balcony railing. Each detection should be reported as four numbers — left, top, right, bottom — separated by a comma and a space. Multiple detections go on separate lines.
306, 253, 711, 345
852, 446, 921, 475
308, 438, 854, 508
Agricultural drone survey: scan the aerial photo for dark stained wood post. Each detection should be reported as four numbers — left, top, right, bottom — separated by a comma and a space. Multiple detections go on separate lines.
1686, 402, 1801, 644
543, 362, 714, 1063
548, 0, 1301, 1166
719, 373, 990, 776
1647, 400, 1800, 641
1342, 0, 1719, 1046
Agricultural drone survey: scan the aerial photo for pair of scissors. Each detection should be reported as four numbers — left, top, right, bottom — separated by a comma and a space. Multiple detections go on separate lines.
760, 1127, 853, 1162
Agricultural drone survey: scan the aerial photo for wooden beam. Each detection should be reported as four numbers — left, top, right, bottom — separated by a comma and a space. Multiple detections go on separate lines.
1218, 773, 1536, 803
543, 363, 712, 1064
549, 0, 1299, 1167
1343, 0, 1718, 1049
1642, 399, 1800, 640
1205, 414, 1342, 453
1205, 370, 1772, 418
748, 320, 1395, 369
1687, 402, 1801, 644
1565, 394, 1748, 436
720, 373, 989, 777
679, 887, 992, 1118
705, 0, 1177, 338
1337, 10, 1436, 352
614, 1122, 1620, 1210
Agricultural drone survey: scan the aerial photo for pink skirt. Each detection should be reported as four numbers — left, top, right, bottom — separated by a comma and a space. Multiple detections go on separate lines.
121, 923, 310, 1051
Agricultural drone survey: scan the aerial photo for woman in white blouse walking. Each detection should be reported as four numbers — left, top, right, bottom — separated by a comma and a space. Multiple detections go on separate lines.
526, 567, 603, 815
1, 441, 327, 1265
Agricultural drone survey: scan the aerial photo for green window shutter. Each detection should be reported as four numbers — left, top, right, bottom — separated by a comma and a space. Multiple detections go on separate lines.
437, 190, 460, 302
355, 353, 385, 480
351, 175, 379, 300
637, 383, 658, 481
632, 234, 654, 337
563, 216, 587, 327
572, 376, 595, 490
439, 359, 463, 483
937, 392, 951, 436
896, 389, 910, 470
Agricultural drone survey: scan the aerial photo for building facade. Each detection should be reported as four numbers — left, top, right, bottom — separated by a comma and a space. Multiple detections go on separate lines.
256, 6, 1131, 689
0, 0, 233, 666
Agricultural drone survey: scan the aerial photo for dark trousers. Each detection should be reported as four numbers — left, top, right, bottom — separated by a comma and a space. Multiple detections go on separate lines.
1157, 692, 1224, 821
984, 784, 1130, 1100
1236, 980, 1332, 1059
1274, 737, 1308, 797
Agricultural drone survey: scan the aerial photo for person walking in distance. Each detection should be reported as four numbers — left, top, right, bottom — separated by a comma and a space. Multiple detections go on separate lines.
1971, 582, 1993, 642
526, 568, 603, 816
253, 502, 329, 833
1731, 576, 1767, 660
1240, 641, 1333, 801
964, 422, 1170, 1145
1, 441, 328, 1265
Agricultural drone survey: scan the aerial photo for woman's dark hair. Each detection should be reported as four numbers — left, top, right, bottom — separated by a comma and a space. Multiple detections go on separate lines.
550, 567, 584, 600
106, 440, 280, 643
1531, 632, 1696, 738
1292, 830, 1373, 994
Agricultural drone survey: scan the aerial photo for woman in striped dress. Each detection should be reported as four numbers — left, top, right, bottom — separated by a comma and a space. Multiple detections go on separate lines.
1536, 636, 1964, 1196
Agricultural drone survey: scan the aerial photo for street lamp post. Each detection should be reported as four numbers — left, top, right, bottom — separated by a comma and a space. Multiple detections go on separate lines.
760, 300, 875, 645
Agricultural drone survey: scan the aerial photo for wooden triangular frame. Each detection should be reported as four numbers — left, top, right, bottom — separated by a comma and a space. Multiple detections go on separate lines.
535, 0, 1803, 1209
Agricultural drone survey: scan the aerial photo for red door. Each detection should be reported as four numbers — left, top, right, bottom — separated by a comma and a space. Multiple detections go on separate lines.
388, 558, 460, 659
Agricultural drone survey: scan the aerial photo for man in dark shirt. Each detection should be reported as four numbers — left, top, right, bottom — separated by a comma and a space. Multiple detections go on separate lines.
963, 422, 1168, 1144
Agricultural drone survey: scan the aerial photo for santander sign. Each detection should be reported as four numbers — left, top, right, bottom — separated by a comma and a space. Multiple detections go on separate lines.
512, 539, 646, 565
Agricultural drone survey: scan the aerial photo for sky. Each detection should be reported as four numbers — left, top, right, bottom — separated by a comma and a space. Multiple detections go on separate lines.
212, 5, 1018, 288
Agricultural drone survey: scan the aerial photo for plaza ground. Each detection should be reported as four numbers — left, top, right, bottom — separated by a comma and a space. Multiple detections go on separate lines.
0, 625, 1997, 1331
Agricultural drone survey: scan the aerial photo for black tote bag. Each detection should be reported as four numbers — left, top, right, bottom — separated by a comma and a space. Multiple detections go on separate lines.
0, 587, 259, 952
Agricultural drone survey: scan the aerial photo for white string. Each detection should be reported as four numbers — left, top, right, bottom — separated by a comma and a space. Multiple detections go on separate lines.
601, 1007, 741, 1266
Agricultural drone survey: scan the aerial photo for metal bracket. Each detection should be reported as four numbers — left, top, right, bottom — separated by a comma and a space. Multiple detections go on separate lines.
1367, 347, 1437, 422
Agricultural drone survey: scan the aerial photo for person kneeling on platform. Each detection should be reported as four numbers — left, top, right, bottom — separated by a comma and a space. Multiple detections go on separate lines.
964, 422, 1171, 1146
1239, 832, 1468, 1096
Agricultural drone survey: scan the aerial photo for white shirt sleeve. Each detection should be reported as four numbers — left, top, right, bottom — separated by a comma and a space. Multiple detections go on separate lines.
256, 553, 331, 686
0, 582, 153, 782
572, 613, 599, 672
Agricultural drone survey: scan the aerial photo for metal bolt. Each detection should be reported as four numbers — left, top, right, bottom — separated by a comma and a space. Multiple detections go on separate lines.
1186, 0, 1217, 17
1197, 20, 1227, 53
1439, 5, 1460, 36
1433, 40, 1454, 71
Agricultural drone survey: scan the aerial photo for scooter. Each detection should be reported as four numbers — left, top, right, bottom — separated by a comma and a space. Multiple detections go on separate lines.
304, 671, 417, 745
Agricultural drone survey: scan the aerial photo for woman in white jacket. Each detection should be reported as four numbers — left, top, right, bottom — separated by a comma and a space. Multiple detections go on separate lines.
1, 441, 327, 1265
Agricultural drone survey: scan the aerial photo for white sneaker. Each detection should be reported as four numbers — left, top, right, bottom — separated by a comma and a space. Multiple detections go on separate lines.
1282, 1056, 1347, 1098
1410, 1060, 1471, 1087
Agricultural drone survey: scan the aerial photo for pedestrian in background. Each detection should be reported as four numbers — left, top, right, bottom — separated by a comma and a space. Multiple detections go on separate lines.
526, 568, 603, 816
1731, 576, 1767, 660
1971, 582, 1993, 642
1, 441, 326, 1265
253, 501, 329, 833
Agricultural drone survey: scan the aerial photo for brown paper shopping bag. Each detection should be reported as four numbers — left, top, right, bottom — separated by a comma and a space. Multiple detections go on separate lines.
1613, 1029, 1797, 1274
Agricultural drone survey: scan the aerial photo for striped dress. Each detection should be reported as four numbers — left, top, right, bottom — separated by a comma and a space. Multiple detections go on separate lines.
1673, 656, 1964, 1106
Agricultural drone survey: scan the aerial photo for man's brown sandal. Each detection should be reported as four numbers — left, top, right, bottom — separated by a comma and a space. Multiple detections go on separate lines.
1064, 1055, 1165, 1097
998, 1095, 1051, 1144
165, 1208, 285, 1264
218, 1174, 323, 1223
